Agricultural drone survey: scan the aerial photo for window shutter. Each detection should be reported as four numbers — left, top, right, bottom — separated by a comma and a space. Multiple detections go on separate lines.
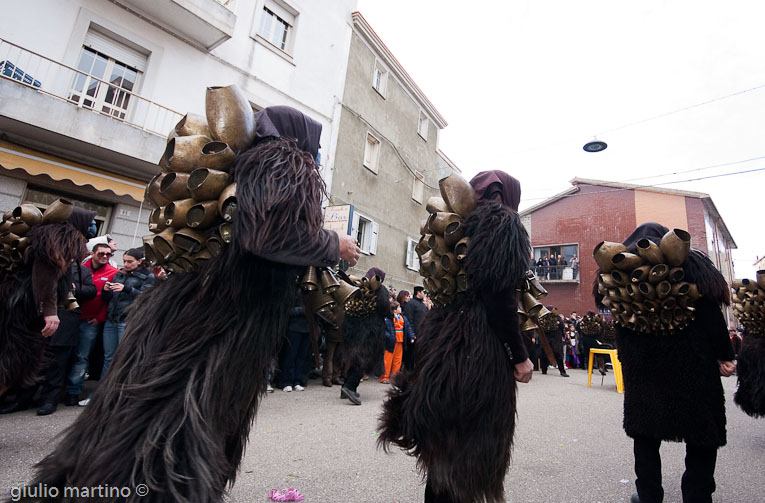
84, 29, 148, 72
350, 211, 360, 242
369, 221, 379, 255
406, 239, 413, 267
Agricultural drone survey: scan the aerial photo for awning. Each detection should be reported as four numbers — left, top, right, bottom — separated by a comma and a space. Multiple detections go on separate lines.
0, 140, 145, 201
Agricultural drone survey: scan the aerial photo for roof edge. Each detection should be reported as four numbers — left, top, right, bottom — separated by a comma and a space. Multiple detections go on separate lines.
352, 11, 448, 129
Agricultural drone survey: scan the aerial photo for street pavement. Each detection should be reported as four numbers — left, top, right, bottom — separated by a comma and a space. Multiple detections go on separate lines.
2, 367, 763, 502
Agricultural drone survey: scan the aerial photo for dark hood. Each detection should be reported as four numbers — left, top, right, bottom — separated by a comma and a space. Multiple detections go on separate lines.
469, 170, 521, 211
66, 206, 97, 237
622, 222, 669, 252
253, 106, 322, 159
364, 267, 386, 283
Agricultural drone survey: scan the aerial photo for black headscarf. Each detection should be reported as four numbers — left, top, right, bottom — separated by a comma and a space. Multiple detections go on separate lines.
622, 222, 668, 252
469, 171, 521, 211
253, 106, 322, 160
66, 206, 97, 237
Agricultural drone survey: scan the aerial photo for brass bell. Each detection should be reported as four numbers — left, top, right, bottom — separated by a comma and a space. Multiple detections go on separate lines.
525, 270, 547, 298
63, 291, 79, 311
301, 266, 320, 291
173, 228, 206, 254
520, 317, 539, 332
321, 267, 341, 294
636, 238, 665, 265
521, 291, 543, 318
331, 279, 360, 305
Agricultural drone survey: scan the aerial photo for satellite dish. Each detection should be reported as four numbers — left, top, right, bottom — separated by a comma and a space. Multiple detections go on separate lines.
583, 140, 607, 153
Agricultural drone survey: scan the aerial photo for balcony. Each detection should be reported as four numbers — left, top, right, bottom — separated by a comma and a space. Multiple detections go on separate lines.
534, 265, 580, 284
0, 38, 182, 180
117, 0, 236, 51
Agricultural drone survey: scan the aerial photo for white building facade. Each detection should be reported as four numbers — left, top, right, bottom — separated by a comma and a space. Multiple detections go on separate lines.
0, 0, 356, 260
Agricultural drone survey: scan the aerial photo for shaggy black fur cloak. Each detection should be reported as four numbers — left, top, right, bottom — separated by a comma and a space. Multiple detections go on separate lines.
22, 137, 334, 503
734, 333, 765, 418
595, 224, 733, 447
378, 200, 530, 503
0, 208, 93, 391
340, 284, 390, 374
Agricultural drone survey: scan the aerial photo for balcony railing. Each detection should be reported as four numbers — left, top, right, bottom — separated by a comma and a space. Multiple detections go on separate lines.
0, 38, 182, 138
534, 265, 580, 282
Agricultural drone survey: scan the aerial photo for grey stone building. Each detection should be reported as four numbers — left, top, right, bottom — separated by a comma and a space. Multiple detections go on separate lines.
328, 12, 459, 293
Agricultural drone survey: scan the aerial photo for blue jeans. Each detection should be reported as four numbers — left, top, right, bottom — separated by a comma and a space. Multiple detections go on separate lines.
65, 321, 100, 396
102, 320, 126, 378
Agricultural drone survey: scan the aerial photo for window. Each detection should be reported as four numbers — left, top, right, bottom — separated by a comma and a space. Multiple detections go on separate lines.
412, 171, 424, 204
532, 244, 579, 281
372, 60, 388, 96
417, 111, 429, 139
406, 237, 419, 271
257, 1, 296, 53
363, 132, 381, 174
351, 211, 379, 255
68, 30, 147, 120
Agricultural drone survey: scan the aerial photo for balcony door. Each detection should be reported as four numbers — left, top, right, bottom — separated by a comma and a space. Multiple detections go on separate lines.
68, 29, 147, 121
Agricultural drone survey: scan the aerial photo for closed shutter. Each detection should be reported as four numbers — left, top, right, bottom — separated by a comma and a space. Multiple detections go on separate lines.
406, 238, 413, 268
84, 29, 148, 72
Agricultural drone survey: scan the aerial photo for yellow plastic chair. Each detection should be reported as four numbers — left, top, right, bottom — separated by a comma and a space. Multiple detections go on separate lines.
587, 348, 624, 393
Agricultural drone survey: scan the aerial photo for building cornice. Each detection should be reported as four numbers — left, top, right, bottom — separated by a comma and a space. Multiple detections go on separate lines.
351, 11, 447, 129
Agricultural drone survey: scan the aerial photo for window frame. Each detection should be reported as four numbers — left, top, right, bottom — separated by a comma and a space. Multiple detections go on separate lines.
68, 45, 143, 122
363, 131, 381, 174
532, 243, 580, 282
372, 60, 388, 98
252, 0, 298, 58
411, 170, 424, 204
350, 211, 379, 256
406, 237, 420, 271
417, 110, 429, 140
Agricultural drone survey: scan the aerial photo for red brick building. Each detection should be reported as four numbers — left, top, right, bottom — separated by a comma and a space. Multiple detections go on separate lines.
520, 178, 736, 323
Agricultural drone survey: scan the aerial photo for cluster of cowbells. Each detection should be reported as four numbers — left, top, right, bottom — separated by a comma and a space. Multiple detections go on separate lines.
602, 318, 617, 342
301, 267, 374, 324
594, 228, 700, 333
415, 174, 477, 307
142, 84, 256, 274
731, 272, 765, 335
578, 313, 604, 336
0, 199, 79, 308
517, 270, 559, 333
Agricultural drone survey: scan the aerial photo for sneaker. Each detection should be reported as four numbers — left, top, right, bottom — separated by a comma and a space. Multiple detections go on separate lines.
78, 398, 91, 407
64, 394, 79, 407
283, 385, 293, 393
341, 386, 361, 405
266, 384, 274, 393
380, 379, 390, 384
294, 384, 305, 391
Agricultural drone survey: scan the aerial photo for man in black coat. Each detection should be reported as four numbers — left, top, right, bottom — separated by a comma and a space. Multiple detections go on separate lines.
401, 285, 428, 370
0, 261, 97, 415
595, 223, 736, 503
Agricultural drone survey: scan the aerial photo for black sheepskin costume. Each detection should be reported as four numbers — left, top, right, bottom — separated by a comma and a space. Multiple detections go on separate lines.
0, 210, 91, 391
595, 230, 733, 447
23, 137, 330, 503
734, 332, 765, 418
378, 200, 530, 503
340, 283, 390, 374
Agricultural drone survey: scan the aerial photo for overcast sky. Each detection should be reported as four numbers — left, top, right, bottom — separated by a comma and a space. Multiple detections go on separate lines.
356, 0, 764, 279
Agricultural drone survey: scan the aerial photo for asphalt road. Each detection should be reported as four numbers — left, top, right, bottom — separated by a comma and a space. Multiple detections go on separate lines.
1, 368, 763, 502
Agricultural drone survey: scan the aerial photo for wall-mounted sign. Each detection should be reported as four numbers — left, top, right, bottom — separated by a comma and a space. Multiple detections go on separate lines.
324, 204, 354, 236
